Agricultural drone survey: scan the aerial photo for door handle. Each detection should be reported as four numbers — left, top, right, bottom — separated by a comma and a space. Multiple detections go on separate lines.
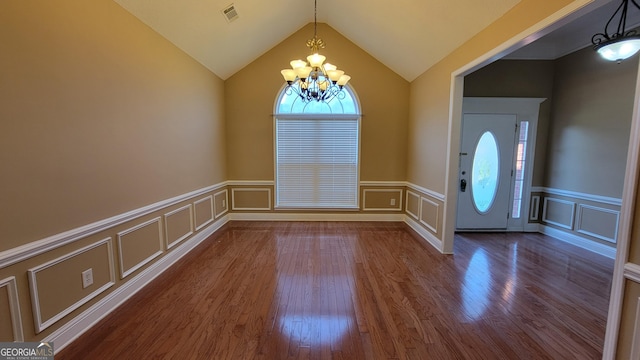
460, 178, 467, 192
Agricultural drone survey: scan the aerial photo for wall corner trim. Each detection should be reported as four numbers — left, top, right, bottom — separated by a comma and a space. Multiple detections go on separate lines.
45, 214, 229, 354
0, 182, 227, 269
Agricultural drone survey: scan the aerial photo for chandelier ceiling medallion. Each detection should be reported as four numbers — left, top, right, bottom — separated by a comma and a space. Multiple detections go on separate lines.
280, 0, 350, 103
592, 0, 640, 62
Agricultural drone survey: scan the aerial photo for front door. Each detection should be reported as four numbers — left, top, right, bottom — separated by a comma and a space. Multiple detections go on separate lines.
456, 113, 517, 230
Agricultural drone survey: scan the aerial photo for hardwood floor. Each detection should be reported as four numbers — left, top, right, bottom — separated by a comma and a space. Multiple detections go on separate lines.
56, 222, 614, 359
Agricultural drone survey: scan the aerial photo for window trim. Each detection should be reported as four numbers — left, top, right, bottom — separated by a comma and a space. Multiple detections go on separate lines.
273, 85, 362, 210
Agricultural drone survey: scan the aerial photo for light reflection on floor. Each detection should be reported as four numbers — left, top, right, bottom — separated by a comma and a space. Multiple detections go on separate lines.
462, 242, 520, 321
462, 248, 491, 320
278, 315, 350, 346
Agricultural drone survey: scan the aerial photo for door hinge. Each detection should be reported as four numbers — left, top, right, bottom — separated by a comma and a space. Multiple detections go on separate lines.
507, 212, 510, 219
511, 169, 514, 177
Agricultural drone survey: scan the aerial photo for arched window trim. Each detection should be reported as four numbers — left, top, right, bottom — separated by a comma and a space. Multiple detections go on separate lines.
273, 84, 362, 210
273, 84, 362, 116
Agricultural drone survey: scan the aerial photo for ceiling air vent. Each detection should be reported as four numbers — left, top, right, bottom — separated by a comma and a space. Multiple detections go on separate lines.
222, 4, 239, 23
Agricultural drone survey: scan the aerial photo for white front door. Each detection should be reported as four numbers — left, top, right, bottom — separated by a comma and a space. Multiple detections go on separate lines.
456, 113, 517, 229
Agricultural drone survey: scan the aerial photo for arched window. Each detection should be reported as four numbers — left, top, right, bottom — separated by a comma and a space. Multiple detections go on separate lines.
274, 86, 361, 208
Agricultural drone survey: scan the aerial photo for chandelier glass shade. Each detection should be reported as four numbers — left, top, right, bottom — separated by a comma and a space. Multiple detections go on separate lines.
280, 0, 350, 102
592, 0, 640, 62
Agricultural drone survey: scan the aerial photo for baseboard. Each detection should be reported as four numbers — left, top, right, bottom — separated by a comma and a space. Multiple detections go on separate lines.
404, 216, 445, 253
228, 212, 405, 222
46, 214, 230, 354
539, 224, 616, 259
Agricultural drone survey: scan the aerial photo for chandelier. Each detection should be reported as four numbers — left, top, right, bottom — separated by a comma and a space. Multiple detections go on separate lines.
280, 0, 350, 102
592, 0, 640, 62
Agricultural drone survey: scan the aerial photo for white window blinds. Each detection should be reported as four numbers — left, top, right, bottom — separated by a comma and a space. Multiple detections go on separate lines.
275, 118, 359, 208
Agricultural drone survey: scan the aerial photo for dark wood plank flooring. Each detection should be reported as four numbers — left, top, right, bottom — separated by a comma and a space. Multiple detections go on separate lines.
56, 222, 614, 359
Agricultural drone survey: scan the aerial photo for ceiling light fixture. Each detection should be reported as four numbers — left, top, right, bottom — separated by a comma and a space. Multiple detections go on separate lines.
280, 0, 350, 102
592, 0, 640, 62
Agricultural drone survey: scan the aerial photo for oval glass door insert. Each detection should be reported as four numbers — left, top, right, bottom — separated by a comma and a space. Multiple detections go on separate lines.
471, 131, 499, 213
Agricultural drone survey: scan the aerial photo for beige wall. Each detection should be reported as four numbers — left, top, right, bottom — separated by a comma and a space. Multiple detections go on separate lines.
407, 0, 576, 252
225, 23, 409, 182
463, 60, 555, 186
408, 0, 573, 194
546, 46, 637, 198
0, 0, 226, 252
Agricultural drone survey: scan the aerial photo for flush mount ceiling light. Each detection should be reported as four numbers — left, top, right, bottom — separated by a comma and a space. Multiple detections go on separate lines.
592, 0, 640, 62
280, 0, 350, 103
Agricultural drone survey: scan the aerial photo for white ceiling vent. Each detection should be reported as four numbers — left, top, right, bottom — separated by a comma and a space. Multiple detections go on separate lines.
221, 4, 239, 23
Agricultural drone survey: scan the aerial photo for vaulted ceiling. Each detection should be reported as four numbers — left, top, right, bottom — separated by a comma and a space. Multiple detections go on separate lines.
113, 0, 522, 81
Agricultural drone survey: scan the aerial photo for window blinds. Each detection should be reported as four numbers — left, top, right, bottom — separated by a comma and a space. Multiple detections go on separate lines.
275, 118, 359, 208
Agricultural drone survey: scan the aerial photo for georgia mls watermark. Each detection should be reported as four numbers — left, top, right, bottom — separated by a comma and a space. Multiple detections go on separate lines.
0, 342, 54, 360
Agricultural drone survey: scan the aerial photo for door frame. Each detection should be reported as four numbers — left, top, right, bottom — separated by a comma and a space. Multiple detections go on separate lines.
458, 97, 544, 232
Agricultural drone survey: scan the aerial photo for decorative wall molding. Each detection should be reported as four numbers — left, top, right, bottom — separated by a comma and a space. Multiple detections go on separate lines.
542, 197, 575, 230
45, 215, 229, 355
231, 188, 272, 211
227, 180, 274, 186
529, 195, 540, 221
576, 204, 619, 244
404, 216, 446, 254
406, 182, 446, 201
164, 204, 194, 250
625, 263, 640, 284
531, 186, 622, 206
117, 217, 163, 279
362, 189, 403, 211
28, 238, 115, 333
0, 276, 23, 341
194, 195, 214, 231
419, 197, 440, 234
0, 182, 227, 269
214, 189, 229, 219
359, 181, 408, 187
405, 191, 421, 220
539, 225, 616, 259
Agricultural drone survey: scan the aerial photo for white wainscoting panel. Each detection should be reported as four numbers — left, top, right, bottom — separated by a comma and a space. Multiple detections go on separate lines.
576, 204, 620, 244
405, 191, 420, 220
232, 188, 272, 211
28, 238, 115, 333
0, 276, 23, 341
530, 195, 540, 221
214, 189, 229, 219
0, 183, 225, 270
362, 189, 403, 211
542, 197, 575, 230
117, 218, 163, 279
194, 195, 214, 231
419, 197, 440, 234
45, 215, 229, 354
164, 204, 194, 250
